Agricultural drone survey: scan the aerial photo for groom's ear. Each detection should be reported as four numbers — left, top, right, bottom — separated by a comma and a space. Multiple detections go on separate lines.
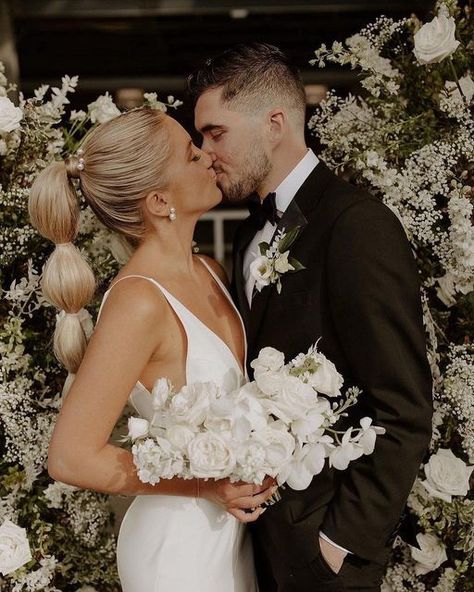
267, 108, 285, 145
144, 190, 170, 220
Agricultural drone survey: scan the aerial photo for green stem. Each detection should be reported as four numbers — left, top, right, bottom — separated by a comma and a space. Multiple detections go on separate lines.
448, 58, 469, 108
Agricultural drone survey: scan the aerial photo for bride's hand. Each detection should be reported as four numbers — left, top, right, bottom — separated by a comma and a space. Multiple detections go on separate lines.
200, 476, 277, 523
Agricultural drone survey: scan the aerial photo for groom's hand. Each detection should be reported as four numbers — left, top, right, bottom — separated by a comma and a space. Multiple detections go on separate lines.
318, 536, 347, 574
202, 476, 277, 523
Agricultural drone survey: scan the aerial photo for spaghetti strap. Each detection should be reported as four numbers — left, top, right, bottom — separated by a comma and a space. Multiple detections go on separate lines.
96, 274, 167, 321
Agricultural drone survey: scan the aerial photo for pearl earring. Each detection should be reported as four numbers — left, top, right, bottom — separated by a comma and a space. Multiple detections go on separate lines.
169, 207, 177, 222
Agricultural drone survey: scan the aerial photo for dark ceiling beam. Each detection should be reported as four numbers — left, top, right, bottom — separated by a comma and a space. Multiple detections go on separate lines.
11, 0, 433, 19
19, 69, 355, 94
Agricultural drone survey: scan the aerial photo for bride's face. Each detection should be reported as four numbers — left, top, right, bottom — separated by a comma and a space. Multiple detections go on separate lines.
164, 116, 222, 215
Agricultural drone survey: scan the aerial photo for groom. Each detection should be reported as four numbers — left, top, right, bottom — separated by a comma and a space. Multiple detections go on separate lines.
189, 43, 432, 591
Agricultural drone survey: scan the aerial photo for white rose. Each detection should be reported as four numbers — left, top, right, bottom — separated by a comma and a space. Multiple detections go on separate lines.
87, 92, 121, 124
187, 432, 236, 479
127, 417, 149, 440
250, 255, 273, 290
413, 5, 460, 65
445, 73, 474, 103
253, 422, 296, 475
274, 251, 294, 274
422, 448, 473, 502
0, 519, 32, 576
254, 370, 286, 398
0, 97, 23, 133
251, 346, 286, 373
274, 375, 318, 421
411, 533, 447, 575
307, 353, 343, 397
166, 424, 196, 452
169, 382, 216, 426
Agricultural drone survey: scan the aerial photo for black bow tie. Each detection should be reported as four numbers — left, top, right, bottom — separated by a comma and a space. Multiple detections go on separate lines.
247, 192, 279, 230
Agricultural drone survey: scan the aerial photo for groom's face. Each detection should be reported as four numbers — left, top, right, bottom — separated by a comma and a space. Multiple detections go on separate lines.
194, 87, 272, 203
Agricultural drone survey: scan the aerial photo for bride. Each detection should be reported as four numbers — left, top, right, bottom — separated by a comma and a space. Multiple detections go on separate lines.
28, 107, 275, 591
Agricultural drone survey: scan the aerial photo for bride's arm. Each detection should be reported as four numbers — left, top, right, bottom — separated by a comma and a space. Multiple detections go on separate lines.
47, 278, 190, 496
47, 278, 274, 520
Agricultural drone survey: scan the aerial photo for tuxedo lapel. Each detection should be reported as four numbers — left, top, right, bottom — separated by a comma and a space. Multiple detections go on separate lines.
247, 161, 334, 352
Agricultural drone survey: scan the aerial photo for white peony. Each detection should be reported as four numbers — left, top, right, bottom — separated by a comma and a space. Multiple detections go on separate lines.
166, 424, 196, 452
413, 5, 460, 65
87, 92, 121, 124
422, 448, 473, 502
0, 97, 23, 133
445, 73, 474, 104
169, 382, 216, 426
187, 432, 236, 478
250, 255, 273, 291
251, 346, 286, 374
411, 533, 448, 575
0, 519, 32, 576
274, 251, 294, 274
127, 417, 150, 440
306, 353, 343, 397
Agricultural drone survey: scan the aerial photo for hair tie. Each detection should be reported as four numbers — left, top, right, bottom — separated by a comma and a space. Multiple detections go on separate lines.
56, 308, 94, 340
56, 242, 73, 247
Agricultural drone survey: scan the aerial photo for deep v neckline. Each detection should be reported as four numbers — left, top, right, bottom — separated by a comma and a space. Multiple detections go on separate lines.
180, 256, 247, 377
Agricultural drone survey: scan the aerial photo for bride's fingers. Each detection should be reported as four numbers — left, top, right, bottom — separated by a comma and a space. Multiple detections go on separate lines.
229, 506, 267, 523
231, 485, 277, 510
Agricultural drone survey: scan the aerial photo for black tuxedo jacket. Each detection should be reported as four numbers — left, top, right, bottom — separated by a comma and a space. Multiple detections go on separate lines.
231, 162, 432, 579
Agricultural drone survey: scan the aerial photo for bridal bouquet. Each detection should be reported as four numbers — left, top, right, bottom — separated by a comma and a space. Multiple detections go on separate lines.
126, 344, 385, 491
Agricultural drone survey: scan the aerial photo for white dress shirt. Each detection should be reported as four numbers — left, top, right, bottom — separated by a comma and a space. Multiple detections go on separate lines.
243, 149, 319, 306
242, 148, 351, 556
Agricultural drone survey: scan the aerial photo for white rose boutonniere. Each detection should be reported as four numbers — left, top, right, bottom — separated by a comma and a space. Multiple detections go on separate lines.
0, 519, 32, 576
413, 4, 460, 65
250, 227, 305, 294
421, 448, 473, 502
411, 533, 448, 575
0, 96, 23, 133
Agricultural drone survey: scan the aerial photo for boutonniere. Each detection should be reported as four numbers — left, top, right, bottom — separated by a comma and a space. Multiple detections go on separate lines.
250, 227, 305, 294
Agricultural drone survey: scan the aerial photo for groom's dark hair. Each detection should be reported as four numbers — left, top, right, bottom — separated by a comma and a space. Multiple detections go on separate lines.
187, 42, 306, 127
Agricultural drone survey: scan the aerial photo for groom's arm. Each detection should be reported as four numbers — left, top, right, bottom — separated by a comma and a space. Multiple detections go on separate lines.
322, 197, 433, 560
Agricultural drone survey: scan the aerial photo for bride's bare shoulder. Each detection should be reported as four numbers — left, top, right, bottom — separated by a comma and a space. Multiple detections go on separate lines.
98, 275, 168, 326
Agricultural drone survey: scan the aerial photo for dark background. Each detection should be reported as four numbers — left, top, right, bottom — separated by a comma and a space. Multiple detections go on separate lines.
1, 0, 436, 262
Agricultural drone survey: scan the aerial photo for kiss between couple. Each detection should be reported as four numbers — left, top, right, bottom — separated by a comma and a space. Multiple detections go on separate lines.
30, 43, 433, 592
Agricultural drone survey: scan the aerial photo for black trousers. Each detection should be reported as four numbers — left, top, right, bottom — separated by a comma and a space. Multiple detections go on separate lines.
254, 533, 388, 592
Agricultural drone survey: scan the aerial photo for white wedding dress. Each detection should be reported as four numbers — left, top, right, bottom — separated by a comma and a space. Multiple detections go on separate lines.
97, 258, 257, 592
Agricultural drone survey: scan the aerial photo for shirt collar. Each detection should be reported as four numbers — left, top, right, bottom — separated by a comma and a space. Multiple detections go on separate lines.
274, 149, 319, 214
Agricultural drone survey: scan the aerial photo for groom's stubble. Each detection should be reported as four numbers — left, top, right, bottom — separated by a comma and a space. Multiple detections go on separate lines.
216, 133, 273, 204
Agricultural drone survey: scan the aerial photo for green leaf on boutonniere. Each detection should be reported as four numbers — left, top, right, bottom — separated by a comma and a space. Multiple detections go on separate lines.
289, 257, 306, 272
278, 226, 301, 253
259, 241, 270, 255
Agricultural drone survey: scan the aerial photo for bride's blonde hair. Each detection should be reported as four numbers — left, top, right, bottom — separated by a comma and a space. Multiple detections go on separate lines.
29, 107, 170, 379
